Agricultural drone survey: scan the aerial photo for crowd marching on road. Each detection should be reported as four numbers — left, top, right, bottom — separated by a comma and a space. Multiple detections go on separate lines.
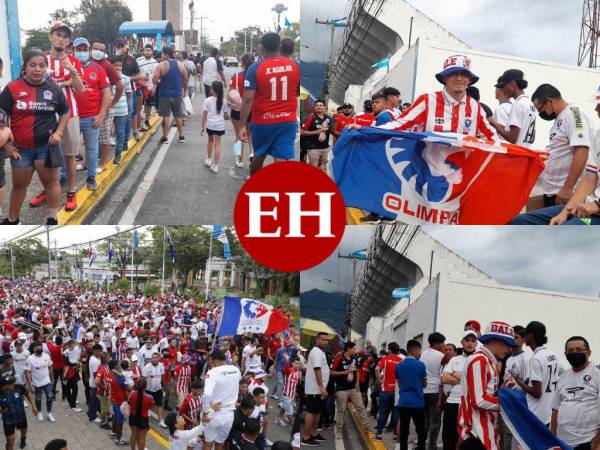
300, 53, 600, 226
299, 320, 600, 450
0, 21, 300, 224
0, 278, 303, 450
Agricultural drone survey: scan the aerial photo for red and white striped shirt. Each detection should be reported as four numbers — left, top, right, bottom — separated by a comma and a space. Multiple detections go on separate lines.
282, 364, 301, 399
178, 393, 202, 429
174, 363, 191, 395
458, 346, 500, 450
379, 89, 498, 142
131, 364, 142, 385
45, 53, 83, 118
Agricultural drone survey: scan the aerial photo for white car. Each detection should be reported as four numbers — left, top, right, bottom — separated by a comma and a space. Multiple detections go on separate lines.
225, 56, 239, 67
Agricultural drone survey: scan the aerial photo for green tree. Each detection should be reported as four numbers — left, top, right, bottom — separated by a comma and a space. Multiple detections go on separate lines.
220, 26, 264, 57
97, 228, 131, 278
11, 239, 48, 277
22, 29, 51, 54
78, 0, 132, 51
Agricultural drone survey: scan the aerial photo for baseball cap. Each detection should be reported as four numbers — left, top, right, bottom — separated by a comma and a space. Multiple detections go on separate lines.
18, 332, 27, 340
342, 102, 353, 108
0, 108, 7, 125
478, 321, 516, 347
494, 76, 506, 88
254, 369, 267, 379
435, 55, 479, 85
50, 21, 72, 36
464, 320, 481, 332
73, 37, 90, 48
131, 354, 138, 362
462, 330, 478, 340
501, 69, 525, 83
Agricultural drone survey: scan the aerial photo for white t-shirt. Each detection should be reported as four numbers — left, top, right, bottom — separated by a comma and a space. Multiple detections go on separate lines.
242, 344, 256, 363
126, 335, 140, 351
443, 354, 468, 404
11, 349, 30, 384
65, 346, 82, 364
493, 102, 512, 133
551, 362, 600, 446
25, 353, 52, 387
305, 346, 329, 395
203, 96, 228, 132
542, 104, 592, 195
202, 364, 241, 412
89, 355, 101, 388
504, 350, 529, 391
136, 56, 158, 90
201, 56, 223, 85
137, 345, 158, 367
421, 347, 445, 394
584, 129, 600, 203
143, 362, 165, 392
508, 94, 537, 148
526, 346, 561, 424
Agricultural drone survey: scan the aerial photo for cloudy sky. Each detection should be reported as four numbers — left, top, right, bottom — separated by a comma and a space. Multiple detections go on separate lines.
18, 0, 300, 43
302, 0, 583, 65
302, 226, 600, 299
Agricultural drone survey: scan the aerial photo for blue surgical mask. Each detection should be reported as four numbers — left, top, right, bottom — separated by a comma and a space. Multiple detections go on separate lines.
75, 51, 89, 63
91, 50, 105, 61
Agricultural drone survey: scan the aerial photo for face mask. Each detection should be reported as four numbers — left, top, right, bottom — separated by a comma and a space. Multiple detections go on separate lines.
565, 352, 587, 368
75, 52, 89, 63
538, 110, 557, 121
35, 349, 43, 355
91, 50, 105, 61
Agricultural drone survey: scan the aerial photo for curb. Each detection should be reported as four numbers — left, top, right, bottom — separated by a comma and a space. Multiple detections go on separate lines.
346, 207, 367, 225
348, 403, 388, 450
57, 115, 162, 224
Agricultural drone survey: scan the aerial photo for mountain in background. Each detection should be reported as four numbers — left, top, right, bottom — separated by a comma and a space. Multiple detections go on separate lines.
300, 289, 348, 333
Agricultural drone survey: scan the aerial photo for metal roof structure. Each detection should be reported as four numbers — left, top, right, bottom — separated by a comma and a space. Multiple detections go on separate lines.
349, 225, 423, 334
118, 20, 175, 37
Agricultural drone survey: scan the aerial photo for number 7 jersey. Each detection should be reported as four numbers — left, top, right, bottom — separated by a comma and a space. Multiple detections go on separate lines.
244, 56, 300, 125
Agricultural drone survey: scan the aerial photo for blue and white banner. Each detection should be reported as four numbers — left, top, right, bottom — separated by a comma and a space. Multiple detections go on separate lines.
371, 56, 390, 69
214, 225, 232, 259
498, 388, 572, 450
166, 229, 176, 263
218, 296, 289, 337
350, 249, 368, 260
108, 240, 113, 264
392, 287, 410, 299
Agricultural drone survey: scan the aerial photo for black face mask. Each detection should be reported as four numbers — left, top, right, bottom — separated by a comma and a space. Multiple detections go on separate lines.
538, 111, 557, 121
565, 352, 587, 369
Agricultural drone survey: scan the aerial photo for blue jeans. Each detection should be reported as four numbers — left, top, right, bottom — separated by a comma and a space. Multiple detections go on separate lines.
87, 387, 99, 421
123, 95, 134, 151
511, 205, 600, 225
34, 383, 53, 412
114, 115, 128, 158
79, 116, 99, 178
376, 391, 399, 434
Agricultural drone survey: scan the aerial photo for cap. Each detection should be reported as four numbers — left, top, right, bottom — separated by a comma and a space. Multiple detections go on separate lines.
478, 321, 516, 347
464, 320, 481, 332
462, 330, 478, 340
17, 332, 26, 340
0, 108, 7, 125
501, 69, 525, 83
50, 21, 72, 36
494, 76, 506, 88
435, 55, 479, 85
254, 369, 267, 379
342, 102, 353, 108
131, 354, 138, 362
73, 37, 90, 48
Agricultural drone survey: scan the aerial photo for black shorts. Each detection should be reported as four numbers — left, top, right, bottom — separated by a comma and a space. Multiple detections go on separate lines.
206, 129, 225, 136
305, 394, 324, 414
145, 94, 157, 107
148, 389, 163, 406
3, 419, 27, 437
230, 109, 241, 121
129, 414, 150, 430
358, 381, 369, 393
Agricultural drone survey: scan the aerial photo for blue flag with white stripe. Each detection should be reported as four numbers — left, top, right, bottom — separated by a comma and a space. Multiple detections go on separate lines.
166, 229, 176, 263
213, 225, 232, 259
371, 56, 390, 68
392, 287, 410, 299
108, 239, 113, 264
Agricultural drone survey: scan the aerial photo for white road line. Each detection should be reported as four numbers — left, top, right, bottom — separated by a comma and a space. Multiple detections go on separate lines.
118, 126, 177, 224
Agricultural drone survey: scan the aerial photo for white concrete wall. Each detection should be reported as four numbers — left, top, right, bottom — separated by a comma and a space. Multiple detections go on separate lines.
0, 1, 12, 86
435, 274, 600, 366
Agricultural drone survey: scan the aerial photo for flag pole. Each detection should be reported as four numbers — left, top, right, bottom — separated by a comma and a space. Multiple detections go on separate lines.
205, 227, 213, 301
130, 233, 134, 294
161, 226, 166, 296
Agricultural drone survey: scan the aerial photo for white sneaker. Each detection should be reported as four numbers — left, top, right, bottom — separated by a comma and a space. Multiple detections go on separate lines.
204, 158, 212, 167
159, 420, 167, 428
23, 400, 29, 408
47, 413, 56, 423
235, 160, 244, 168
210, 165, 218, 173
37, 412, 43, 422
71, 407, 82, 412
265, 439, 273, 447
94, 417, 102, 424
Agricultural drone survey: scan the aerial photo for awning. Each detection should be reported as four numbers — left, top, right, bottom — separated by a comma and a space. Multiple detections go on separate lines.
118, 20, 175, 37
300, 318, 337, 336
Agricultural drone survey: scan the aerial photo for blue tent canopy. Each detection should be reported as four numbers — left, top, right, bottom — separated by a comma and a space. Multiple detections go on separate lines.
118, 20, 174, 37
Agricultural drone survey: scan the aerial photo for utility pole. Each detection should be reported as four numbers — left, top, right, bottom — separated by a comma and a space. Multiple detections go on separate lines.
9, 243, 14, 279
198, 15, 210, 53
315, 17, 348, 102
46, 227, 51, 280
188, 1, 195, 52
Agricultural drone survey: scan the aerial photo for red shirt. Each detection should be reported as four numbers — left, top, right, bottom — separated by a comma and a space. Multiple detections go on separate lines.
378, 354, 404, 392
108, 370, 128, 404
128, 390, 154, 418
230, 71, 246, 97
178, 393, 202, 429
354, 113, 375, 127
96, 365, 111, 396
46, 342, 65, 369
268, 338, 281, 358
45, 52, 84, 118
245, 56, 300, 125
95, 58, 121, 86
74, 62, 110, 118
162, 360, 171, 383
334, 114, 355, 135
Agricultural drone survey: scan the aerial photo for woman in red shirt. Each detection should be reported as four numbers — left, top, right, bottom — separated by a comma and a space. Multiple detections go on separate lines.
128, 378, 154, 450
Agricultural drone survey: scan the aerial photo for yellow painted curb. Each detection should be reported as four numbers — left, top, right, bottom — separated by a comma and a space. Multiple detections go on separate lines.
347, 207, 367, 225
348, 403, 388, 450
148, 428, 169, 448
57, 115, 162, 224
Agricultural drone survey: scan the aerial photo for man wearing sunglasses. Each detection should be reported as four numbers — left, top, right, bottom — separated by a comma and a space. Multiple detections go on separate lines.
512, 84, 599, 225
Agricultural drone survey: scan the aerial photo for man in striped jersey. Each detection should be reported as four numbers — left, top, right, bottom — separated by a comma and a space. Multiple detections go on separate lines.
276, 357, 301, 427
178, 379, 203, 429
174, 355, 192, 404
376, 55, 498, 142
35, 22, 84, 212
458, 321, 515, 450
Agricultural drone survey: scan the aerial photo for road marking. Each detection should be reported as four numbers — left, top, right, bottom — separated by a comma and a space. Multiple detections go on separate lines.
118, 125, 177, 224
148, 428, 169, 448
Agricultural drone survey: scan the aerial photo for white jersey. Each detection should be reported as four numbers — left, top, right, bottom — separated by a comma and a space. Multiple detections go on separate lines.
136, 56, 158, 90
504, 350, 529, 391
11, 349, 30, 384
551, 362, 600, 446
507, 94, 537, 148
142, 362, 165, 392
305, 346, 329, 395
526, 346, 561, 424
443, 354, 468, 404
541, 104, 592, 195
25, 353, 52, 387
137, 345, 158, 367
584, 128, 600, 203
493, 102, 512, 133
202, 364, 241, 412
421, 347, 445, 394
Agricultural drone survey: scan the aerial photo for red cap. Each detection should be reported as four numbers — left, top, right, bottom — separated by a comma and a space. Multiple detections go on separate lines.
464, 320, 481, 332
50, 22, 72, 36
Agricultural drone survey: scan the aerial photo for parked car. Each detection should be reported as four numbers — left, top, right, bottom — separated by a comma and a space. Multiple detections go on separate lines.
225, 56, 239, 67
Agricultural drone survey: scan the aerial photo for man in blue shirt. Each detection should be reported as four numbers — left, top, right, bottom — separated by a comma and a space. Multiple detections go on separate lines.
395, 340, 427, 450
0, 375, 28, 450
